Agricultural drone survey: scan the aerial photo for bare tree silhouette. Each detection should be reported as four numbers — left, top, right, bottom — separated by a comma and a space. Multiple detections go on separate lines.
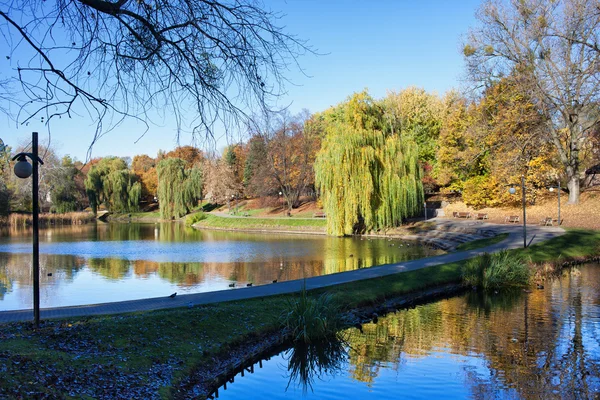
0, 0, 312, 154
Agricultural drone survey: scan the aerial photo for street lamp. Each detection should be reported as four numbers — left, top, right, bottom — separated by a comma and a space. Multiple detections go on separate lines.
548, 183, 561, 225
12, 132, 44, 328
508, 175, 527, 248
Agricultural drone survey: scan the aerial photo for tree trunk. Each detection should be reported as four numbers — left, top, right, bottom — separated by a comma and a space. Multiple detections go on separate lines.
566, 168, 580, 204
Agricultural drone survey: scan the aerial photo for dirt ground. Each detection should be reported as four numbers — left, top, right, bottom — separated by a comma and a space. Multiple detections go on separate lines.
226, 191, 600, 230
444, 191, 600, 230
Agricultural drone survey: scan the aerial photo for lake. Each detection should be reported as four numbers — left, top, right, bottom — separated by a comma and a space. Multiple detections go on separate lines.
211, 263, 600, 399
0, 222, 441, 311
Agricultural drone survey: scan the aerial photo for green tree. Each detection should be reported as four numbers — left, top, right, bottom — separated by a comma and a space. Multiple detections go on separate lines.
156, 158, 203, 219
84, 157, 141, 214
314, 92, 423, 236
49, 157, 81, 213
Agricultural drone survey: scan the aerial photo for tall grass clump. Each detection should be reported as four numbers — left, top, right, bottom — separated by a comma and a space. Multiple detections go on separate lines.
462, 250, 530, 291
185, 211, 206, 226
281, 286, 345, 344
8, 212, 96, 227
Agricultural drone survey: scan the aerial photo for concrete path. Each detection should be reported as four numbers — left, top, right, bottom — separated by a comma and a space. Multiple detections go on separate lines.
0, 220, 565, 324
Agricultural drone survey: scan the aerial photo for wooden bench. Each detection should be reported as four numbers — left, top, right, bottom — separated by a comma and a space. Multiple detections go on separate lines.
313, 212, 326, 218
454, 211, 472, 219
505, 215, 520, 223
475, 213, 488, 220
540, 217, 563, 226
540, 217, 553, 226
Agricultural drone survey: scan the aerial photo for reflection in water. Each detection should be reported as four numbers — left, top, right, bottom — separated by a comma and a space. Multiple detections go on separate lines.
215, 264, 600, 399
286, 338, 347, 393
0, 223, 440, 310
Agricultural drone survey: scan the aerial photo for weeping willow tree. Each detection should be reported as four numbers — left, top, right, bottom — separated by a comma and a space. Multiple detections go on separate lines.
157, 159, 203, 220
314, 123, 423, 236
85, 157, 141, 214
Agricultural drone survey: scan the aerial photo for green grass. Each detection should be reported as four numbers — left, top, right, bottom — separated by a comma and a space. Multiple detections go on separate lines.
455, 233, 509, 251
185, 211, 206, 226
1, 229, 598, 398
195, 214, 327, 230
521, 228, 600, 262
110, 211, 161, 220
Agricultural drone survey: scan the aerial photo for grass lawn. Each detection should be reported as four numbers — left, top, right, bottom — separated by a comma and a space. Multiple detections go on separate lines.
1, 229, 598, 398
195, 214, 327, 231
455, 233, 510, 251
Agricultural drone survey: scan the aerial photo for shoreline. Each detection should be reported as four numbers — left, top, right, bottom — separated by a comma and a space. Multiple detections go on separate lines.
175, 282, 466, 398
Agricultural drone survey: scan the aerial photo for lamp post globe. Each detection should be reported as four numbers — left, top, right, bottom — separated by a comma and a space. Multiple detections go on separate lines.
508, 187, 516, 195
14, 157, 33, 179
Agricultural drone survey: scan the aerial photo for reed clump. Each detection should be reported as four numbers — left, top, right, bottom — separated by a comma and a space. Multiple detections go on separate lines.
461, 250, 530, 291
8, 212, 96, 227
281, 286, 345, 344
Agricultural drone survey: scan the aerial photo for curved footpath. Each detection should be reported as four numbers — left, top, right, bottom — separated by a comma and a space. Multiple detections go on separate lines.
0, 220, 565, 324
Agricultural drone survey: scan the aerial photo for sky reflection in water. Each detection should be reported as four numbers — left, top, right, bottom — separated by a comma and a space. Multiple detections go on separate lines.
0, 223, 440, 310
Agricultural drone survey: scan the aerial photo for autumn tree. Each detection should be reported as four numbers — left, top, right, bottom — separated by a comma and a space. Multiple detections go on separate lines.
247, 110, 320, 211
464, 0, 600, 203
203, 157, 242, 205
131, 154, 157, 200
223, 144, 246, 193
0, 0, 312, 147
165, 146, 204, 168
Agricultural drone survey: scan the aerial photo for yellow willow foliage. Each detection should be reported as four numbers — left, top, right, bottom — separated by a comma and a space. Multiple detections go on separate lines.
315, 123, 423, 236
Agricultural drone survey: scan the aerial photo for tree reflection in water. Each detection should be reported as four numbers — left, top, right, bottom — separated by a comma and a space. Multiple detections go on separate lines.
285, 336, 347, 393
343, 265, 600, 398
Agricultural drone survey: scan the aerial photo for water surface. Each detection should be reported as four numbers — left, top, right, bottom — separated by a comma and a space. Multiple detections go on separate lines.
213, 264, 600, 399
0, 223, 440, 311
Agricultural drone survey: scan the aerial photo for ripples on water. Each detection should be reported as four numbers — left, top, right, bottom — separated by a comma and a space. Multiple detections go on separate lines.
0, 223, 441, 310
213, 264, 600, 399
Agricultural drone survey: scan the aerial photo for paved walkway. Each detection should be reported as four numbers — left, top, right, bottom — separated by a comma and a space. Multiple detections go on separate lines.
0, 220, 565, 324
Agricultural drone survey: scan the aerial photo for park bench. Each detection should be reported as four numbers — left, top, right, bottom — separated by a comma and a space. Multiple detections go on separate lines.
505, 215, 520, 223
540, 217, 553, 226
454, 211, 472, 219
475, 213, 489, 220
313, 212, 326, 218
540, 217, 563, 226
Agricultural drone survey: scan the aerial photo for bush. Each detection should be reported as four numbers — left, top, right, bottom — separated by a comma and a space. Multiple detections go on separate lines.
462, 250, 530, 291
185, 211, 206, 226
462, 175, 501, 209
281, 287, 344, 344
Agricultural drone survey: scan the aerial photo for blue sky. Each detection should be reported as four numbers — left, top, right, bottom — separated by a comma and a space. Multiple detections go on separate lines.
3, 0, 481, 161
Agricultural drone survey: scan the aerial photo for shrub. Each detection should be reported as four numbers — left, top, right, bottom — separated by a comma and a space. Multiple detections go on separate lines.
462, 250, 530, 291
281, 286, 344, 344
185, 211, 206, 226
462, 175, 501, 209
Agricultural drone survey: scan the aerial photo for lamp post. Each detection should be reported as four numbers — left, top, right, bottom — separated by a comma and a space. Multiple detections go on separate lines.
12, 132, 44, 328
279, 191, 283, 214
548, 183, 561, 225
508, 175, 527, 248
